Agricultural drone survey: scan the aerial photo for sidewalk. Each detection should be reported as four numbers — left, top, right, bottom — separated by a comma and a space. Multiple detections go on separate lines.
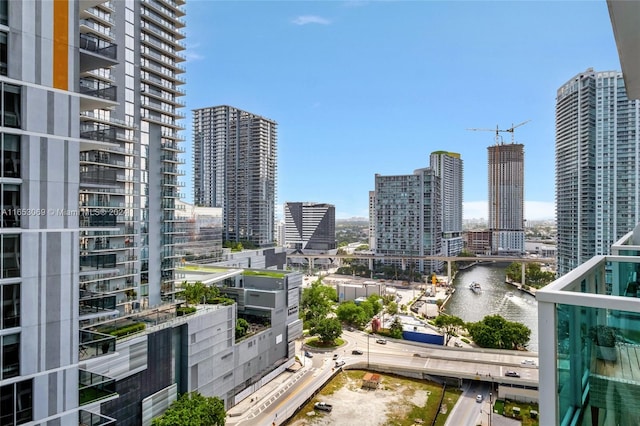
226, 360, 312, 425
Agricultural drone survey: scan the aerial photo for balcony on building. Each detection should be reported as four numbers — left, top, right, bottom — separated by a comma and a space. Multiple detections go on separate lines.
79, 33, 117, 73
79, 370, 118, 406
537, 228, 640, 426
79, 409, 116, 426
79, 77, 117, 111
79, 0, 110, 11
79, 329, 116, 361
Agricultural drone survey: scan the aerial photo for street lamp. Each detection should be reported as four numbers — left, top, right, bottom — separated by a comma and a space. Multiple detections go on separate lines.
367, 331, 370, 369
489, 392, 492, 426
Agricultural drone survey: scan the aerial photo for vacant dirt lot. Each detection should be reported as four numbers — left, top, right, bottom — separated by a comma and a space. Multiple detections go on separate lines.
287, 370, 459, 426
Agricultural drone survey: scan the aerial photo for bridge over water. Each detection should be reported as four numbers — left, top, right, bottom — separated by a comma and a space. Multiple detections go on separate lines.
287, 252, 555, 286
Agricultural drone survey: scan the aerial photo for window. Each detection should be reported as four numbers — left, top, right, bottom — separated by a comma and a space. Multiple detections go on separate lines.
1, 283, 18, 328
0, 32, 6, 76
2, 183, 19, 227
1, 133, 19, 178
0, 0, 6, 26
1, 333, 17, 378
1, 234, 19, 278
2, 84, 20, 128
0, 379, 32, 425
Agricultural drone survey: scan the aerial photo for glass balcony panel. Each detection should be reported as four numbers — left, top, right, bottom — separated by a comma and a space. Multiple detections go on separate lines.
79, 330, 116, 361
78, 370, 117, 405
79, 410, 116, 426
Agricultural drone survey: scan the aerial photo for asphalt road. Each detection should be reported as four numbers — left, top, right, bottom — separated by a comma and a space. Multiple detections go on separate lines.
228, 330, 538, 426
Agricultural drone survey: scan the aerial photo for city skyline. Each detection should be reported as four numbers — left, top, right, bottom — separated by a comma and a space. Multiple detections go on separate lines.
181, 1, 621, 220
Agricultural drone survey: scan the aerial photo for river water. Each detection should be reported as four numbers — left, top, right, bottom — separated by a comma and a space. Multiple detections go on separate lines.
443, 263, 539, 352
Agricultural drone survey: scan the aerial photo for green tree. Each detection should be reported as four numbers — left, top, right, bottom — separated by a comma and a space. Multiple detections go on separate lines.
467, 315, 531, 350
386, 301, 398, 316
389, 316, 404, 339
182, 281, 207, 306
433, 314, 465, 345
235, 318, 249, 339
336, 302, 368, 327
300, 280, 337, 328
367, 294, 383, 315
506, 262, 555, 288
311, 317, 343, 344
152, 392, 225, 426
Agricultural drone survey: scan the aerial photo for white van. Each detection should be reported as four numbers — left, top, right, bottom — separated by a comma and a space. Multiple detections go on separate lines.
335, 360, 346, 368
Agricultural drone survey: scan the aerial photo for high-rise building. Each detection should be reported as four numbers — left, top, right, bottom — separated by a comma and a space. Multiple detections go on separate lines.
555, 68, 640, 276
372, 169, 442, 274
1, 0, 188, 423
284, 202, 336, 251
368, 191, 377, 250
537, 4, 640, 424
192, 105, 277, 248
0, 1, 79, 423
488, 143, 525, 254
430, 151, 464, 257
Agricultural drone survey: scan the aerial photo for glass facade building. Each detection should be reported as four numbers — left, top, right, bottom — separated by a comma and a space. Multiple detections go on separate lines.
537, 230, 640, 425
372, 168, 442, 273
556, 69, 640, 277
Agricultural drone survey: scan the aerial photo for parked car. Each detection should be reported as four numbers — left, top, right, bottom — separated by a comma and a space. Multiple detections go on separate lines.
476, 394, 483, 403
335, 360, 346, 368
314, 402, 333, 412
376, 338, 387, 345
352, 349, 363, 355
304, 351, 313, 358
454, 341, 462, 348
505, 370, 520, 377
521, 359, 537, 367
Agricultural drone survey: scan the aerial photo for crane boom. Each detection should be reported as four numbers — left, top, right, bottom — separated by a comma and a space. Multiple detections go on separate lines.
466, 120, 531, 144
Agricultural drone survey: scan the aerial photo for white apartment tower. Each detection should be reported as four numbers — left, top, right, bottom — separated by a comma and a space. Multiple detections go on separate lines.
193, 105, 277, 247
430, 151, 464, 257
488, 143, 525, 254
373, 169, 442, 274
556, 68, 640, 276
0, 0, 186, 423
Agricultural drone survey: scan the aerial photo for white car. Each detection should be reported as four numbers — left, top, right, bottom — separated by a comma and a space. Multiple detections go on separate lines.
335, 360, 346, 368
476, 394, 483, 403
521, 359, 537, 367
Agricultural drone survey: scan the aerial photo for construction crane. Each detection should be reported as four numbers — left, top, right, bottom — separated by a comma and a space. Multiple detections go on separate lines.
466, 120, 531, 145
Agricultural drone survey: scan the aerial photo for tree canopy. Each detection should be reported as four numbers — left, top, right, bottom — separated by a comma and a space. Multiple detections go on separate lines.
235, 318, 249, 339
433, 314, 465, 344
300, 280, 337, 328
152, 392, 225, 426
505, 262, 556, 288
466, 315, 531, 350
389, 316, 404, 339
336, 301, 369, 328
181, 281, 220, 306
311, 317, 343, 344
335, 295, 382, 328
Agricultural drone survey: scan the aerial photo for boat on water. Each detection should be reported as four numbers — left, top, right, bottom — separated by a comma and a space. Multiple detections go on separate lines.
469, 282, 482, 293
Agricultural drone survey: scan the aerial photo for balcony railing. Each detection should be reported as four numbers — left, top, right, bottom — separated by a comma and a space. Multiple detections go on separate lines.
79, 410, 116, 426
79, 370, 117, 406
79, 330, 116, 361
79, 33, 117, 59
80, 78, 117, 102
79, 290, 117, 314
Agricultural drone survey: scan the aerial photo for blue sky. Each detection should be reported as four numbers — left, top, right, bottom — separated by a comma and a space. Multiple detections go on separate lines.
181, 1, 621, 220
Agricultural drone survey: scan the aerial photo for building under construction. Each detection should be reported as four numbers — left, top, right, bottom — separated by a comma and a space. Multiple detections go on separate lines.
488, 143, 525, 254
